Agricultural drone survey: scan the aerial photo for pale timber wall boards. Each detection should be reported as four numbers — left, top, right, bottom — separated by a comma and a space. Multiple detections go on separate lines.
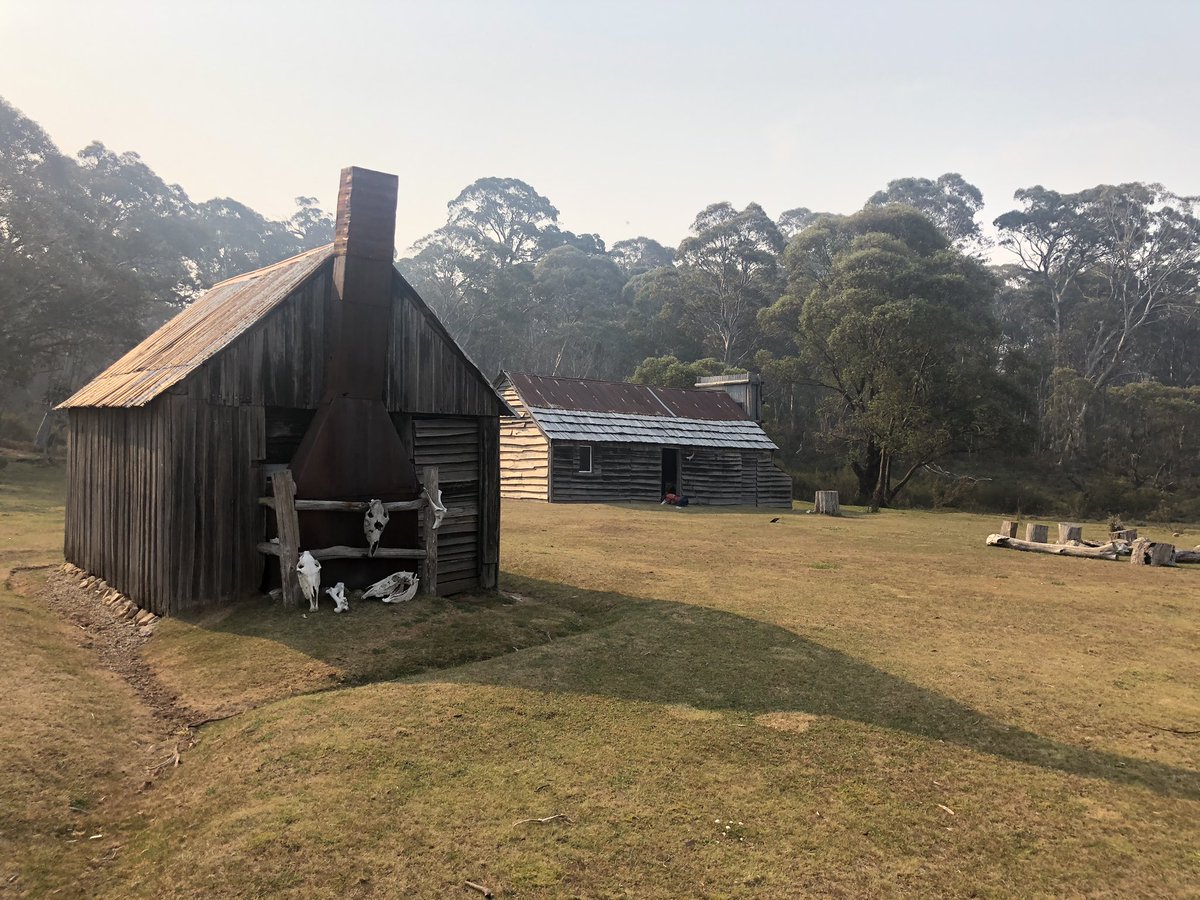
499, 384, 549, 501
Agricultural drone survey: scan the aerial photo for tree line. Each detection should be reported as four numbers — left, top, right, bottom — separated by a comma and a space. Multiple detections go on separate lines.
3, 96, 1197, 518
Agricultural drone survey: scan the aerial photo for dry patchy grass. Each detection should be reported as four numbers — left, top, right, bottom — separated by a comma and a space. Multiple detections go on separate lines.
2, 466, 1198, 897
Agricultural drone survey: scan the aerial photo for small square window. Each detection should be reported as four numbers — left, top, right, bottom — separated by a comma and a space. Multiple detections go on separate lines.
578, 445, 593, 473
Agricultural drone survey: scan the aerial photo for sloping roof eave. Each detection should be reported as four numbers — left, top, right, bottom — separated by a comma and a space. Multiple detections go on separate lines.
59, 245, 335, 410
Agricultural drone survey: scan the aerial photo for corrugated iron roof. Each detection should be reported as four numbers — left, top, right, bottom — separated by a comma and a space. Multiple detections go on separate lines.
507, 372, 749, 420
527, 407, 778, 451
60, 245, 334, 409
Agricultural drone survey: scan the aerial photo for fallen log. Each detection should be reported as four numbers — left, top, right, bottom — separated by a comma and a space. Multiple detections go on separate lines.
1175, 549, 1200, 564
986, 534, 1128, 560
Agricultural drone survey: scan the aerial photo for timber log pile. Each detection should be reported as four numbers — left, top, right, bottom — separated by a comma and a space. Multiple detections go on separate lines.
986, 521, 1200, 567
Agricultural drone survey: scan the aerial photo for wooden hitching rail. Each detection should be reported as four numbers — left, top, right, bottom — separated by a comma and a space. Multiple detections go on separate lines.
258, 466, 441, 607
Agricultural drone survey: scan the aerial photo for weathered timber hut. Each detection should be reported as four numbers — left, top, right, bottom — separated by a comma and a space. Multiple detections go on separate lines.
60, 167, 508, 616
496, 372, 792, 506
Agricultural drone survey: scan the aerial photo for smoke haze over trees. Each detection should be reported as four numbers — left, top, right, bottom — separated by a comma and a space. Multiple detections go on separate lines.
3, 95, 1198, 517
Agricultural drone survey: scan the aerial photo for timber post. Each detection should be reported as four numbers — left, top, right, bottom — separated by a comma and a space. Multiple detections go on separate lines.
271, 470, 303, 608
1025, 523, 1049, 543
421, 466, 439, 595
1058, 523, 1083, 543
814, 491, 840, 516
1131, 539, 1175, 567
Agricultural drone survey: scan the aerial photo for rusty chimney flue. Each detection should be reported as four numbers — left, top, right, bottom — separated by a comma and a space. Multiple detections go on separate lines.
288, 167, 419, 586
325, 166, 400, 401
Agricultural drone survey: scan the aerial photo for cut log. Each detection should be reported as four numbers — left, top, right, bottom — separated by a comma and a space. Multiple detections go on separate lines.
1058, 523, 1083, 543
1111, 528, 1138, 543
1175, 549, 1200, 564
1130, 539, 1175, 567
813, 491, 840, 516
986, 534, 1126, 560
1000, 520, 1019, 538
1025, 523, 1049, 543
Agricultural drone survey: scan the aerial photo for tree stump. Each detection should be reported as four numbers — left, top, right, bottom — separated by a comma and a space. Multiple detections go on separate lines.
1025, 523, 1049, 543
1130, 539, 1174, 567
1000, 520, 1019, 538
1058, 523, 1083, 544
1111, 528, 1138, 543
813, 491, 840, 516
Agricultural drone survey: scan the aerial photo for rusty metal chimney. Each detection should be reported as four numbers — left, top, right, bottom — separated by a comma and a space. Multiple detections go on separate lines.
289, 167, 419, 584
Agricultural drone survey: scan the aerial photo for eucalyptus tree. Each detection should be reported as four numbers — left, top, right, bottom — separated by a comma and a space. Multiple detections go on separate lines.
995, 183, 1200, 458
673, 201, 785, 364
867, 173, 987, 253
762, 206, 1020, 510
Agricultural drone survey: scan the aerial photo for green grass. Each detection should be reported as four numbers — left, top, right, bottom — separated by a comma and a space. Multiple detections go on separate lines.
1, 463, 1198, 896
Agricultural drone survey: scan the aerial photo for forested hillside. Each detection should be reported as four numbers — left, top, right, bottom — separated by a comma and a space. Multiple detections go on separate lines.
3, 96, 1198, 517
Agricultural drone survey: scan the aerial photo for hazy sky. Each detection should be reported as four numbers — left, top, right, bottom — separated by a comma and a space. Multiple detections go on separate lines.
2, 0, 1197, 252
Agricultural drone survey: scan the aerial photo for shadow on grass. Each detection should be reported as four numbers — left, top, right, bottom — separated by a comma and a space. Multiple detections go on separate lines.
200, 574, 1197, 800
431, 575, 1199, 800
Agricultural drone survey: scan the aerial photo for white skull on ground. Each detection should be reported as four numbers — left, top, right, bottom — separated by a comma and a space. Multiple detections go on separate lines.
296, 551, 322, 611
363, 499, 389, 557
326, 581, 349, 613
362, 570, 420, 604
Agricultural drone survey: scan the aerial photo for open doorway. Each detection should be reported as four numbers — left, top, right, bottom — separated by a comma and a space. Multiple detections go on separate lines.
661, 447, 680, 498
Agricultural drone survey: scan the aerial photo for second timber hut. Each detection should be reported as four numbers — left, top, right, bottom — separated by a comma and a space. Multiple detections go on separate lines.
60, 167, 509, 616
496, 372, 793, 507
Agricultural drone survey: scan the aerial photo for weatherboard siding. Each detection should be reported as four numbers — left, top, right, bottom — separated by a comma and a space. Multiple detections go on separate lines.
549, 442, 662, 503
499, 383, 550, 501
386, 277, 508, 418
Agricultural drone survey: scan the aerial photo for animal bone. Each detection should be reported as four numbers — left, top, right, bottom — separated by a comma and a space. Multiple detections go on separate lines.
362, 570, 419, 604
296, 551, 322, 611
326, 581, 349, 613
363, 499, 389, 557
426, 488, 447, 531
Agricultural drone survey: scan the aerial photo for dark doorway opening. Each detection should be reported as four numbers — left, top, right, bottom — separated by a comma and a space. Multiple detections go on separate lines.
661, 447, 680, 497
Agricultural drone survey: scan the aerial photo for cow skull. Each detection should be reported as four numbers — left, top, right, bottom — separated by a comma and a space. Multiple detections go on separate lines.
363, 499, 389, 557
326, 581, 349, 613
426, 488, 447, 531
296, 551, 322, 611
362, 570, 420, 604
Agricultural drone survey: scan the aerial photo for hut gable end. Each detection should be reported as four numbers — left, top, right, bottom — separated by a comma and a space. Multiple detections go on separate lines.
385, 272, 512, 418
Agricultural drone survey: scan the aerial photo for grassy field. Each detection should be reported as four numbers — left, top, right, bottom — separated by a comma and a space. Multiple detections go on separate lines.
1, 458, 1198, 897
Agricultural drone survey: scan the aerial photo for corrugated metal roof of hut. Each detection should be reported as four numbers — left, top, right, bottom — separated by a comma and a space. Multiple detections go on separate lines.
59, 245, 334, 409
507, 372, 750, 420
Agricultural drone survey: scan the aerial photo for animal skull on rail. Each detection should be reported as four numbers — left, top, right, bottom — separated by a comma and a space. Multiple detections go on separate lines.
296, 551, 322, 611
362, 570, 420, 604
326, 581, 349, 613
363, 499, 389, 557
426, 488, 447, 531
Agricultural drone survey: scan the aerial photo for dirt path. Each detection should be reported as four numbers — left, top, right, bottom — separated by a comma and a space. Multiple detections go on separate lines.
13, 566, 211, 768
